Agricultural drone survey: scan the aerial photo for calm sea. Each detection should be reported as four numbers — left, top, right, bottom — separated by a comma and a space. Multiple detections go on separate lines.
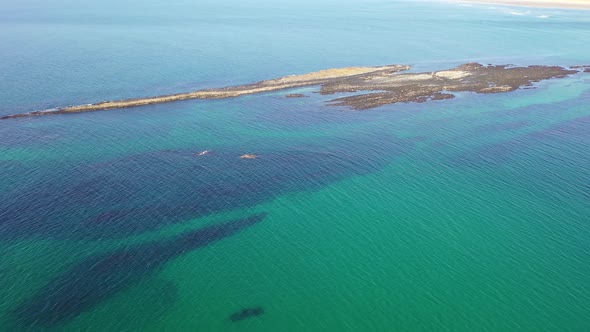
0, 0, 589, 330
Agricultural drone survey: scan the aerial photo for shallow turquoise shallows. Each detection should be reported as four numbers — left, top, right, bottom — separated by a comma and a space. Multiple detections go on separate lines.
1, 0, 589, 330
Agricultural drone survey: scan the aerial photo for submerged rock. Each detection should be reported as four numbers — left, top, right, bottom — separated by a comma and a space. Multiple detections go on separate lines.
229, 307, 264, 322
286, 93, 307, 98
240, 154, 258, 159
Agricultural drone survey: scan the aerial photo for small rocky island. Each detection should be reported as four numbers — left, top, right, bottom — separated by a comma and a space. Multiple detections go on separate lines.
2, 63, 586, 120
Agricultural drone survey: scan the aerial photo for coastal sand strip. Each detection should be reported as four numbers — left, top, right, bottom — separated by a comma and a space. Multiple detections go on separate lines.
452, 0, 590, 10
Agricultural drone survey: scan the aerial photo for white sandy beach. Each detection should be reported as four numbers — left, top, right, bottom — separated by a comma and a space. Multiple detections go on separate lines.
456, 0, 590, 9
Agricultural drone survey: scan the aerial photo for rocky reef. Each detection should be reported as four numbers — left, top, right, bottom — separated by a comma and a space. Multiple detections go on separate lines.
325, 63, 579, 109
572, 65, 590, 73
1, 63, 583, 119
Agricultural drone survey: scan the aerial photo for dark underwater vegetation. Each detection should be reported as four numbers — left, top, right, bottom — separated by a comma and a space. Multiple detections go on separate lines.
452, 114, 590, 168
12, 213, 266, 327
229, 306, 265, 322
0, 132, 415, 240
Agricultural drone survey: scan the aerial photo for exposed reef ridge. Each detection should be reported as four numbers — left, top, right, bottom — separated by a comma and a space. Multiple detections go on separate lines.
2, 63, 584, 119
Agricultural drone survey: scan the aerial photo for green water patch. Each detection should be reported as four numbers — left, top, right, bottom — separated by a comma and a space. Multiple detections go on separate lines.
84, 150, 588, 331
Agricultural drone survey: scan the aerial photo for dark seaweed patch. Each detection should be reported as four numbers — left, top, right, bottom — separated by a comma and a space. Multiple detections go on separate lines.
448, 115, 590, 204
474, 121, 528, 134
0, 125, 64, 147
229, 307, 264, 322
451, 115, 590, 169
449, 141, 519, 168
13, 213, 266, 328
0, 132, 411, 240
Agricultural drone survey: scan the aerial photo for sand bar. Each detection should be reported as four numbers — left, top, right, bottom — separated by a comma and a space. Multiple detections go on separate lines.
453, 0, 590, 10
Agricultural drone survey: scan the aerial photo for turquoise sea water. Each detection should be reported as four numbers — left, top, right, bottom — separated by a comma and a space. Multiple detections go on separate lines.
1, 0, 590, 330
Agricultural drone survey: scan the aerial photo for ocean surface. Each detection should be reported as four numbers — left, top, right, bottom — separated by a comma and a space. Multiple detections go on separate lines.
1, 0, 589, 330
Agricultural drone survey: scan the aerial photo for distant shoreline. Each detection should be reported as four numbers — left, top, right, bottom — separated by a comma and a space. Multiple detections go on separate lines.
453, 0, 590, 10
